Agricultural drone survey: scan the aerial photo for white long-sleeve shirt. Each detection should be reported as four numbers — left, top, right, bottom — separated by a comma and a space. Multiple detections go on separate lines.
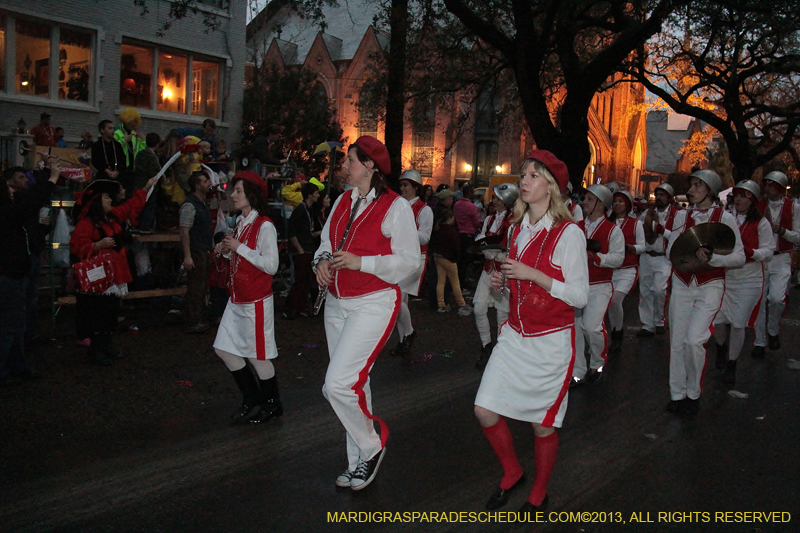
766, 198, 800, 247
583, 215, 625, 269
666, 207, 745, 270
314, 188, 421, 286
615, 216, 646, 254
408, 197, 433, 246
231, 209, 279, 275
515, 212, 589, 308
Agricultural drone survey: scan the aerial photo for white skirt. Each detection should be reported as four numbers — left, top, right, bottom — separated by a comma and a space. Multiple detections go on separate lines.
213, 295, 278, 360
611, 267, 638, 295
475, 324, 574, 428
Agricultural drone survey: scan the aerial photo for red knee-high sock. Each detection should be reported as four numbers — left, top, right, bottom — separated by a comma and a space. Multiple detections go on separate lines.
528, 431, 559, 505
481, 418, 524, 490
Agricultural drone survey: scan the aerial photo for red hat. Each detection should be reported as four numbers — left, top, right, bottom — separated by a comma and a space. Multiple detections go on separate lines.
353, 135, 391, 175
525, 149, 570, 192
231, 170, 269, 199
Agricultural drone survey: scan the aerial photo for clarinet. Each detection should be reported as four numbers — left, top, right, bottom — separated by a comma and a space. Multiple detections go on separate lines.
313, 196, 365, 315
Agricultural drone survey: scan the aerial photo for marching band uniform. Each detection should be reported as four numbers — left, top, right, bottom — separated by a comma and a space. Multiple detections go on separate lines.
392, 170, 433, 358
666, 170, 744, 416
713, 181, 773, 385
753, 171, 800, 356
638, 185, 681, 336
564, 198, 583, 221
315, 136, 419, 491
474, 197, 514, 369
573, 185, 624, 385
475, 150, 588, 516
608, 191, 645, 352
213, 172, 283, 424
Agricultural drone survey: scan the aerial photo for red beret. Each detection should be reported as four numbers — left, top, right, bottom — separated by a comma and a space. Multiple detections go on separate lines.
353, 135, 391, 175
525, 149, 570, 192
231, 170, 269, 199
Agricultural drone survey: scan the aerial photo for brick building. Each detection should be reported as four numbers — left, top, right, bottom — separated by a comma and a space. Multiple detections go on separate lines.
0, 0, 246, 153
247, 1, 647, 192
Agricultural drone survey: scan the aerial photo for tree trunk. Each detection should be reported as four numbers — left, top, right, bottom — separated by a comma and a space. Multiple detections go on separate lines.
384, 0, 410, 186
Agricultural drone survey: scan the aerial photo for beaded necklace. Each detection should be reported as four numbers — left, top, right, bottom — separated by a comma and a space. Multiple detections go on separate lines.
228, 212, 258, 281
101, 138, 119, 172
510, 215, 556, 307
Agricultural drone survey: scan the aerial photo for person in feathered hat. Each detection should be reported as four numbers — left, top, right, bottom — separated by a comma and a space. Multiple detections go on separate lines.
313, 135, 420, 491
70, 176, 157, 366
212, 171, 284, 425
474, 149, 588, 517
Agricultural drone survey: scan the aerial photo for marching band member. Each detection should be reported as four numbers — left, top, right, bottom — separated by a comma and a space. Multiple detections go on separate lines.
314, 136, 419, 491
637, 183, 681, 337
712, 180, 773, 386
474, 150, 588, 516
473, 183, 518, 369
561, 182, 583, 221
213, 171, 282, 424
571, 184, 624, 386
391, 169, 433, 360
752, 171, 800, 357
666, 170, 744, 416
607, 190, 645, 353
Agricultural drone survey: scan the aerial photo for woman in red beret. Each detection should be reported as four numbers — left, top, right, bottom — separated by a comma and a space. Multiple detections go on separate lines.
70, 176, 156, 366
314, 136, 420, 491
474, 151, 588, 516
213, 171, 283, 424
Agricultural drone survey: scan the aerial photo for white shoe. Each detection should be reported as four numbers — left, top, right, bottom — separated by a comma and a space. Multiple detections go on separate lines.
335, 469, 354, 488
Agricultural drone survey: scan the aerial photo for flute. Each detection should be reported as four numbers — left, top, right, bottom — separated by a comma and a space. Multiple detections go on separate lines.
313, 195, 365, 315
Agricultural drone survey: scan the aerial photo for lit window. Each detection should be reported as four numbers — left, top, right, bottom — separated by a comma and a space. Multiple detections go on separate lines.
0, 13, 6, 90
59, 28, 92, 101
157, 52, 187, 113
191, 59, 219, 117
120, 44, 153, 108
15, 19, 50, 96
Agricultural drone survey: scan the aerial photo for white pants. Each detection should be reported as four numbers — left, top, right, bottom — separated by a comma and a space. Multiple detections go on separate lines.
608, 268, 637, 332
668, 276, 724, 401
395, 293, 413, 339
573, 282, 612, 378
638, 254, 671, 331
323, 288, 399, 470
473, 270, 510, 347
754, 253, 791, 346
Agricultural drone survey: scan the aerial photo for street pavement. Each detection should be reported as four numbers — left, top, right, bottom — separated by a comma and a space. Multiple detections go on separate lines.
1, 288, 799, 532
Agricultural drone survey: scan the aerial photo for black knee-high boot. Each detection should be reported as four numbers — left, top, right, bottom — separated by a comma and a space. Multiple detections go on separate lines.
230, 366, 260, 420
248, 376, 283, 424
87, 334, 113, 366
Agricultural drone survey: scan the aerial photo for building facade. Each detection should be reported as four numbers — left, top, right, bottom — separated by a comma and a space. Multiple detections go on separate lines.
0, 0, 246, 157
247, 1, 647, 191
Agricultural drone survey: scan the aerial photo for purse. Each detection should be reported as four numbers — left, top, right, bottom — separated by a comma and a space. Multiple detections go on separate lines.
72, 250, 118, 294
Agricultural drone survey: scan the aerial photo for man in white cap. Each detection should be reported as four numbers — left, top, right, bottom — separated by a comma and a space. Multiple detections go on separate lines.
752, 171, 800, 357
665, 169, 744, 417
637, 183, 682, 337
391, 169, 433, 360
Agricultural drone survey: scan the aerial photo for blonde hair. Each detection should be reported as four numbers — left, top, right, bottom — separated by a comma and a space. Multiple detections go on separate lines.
510, 159, 573, 226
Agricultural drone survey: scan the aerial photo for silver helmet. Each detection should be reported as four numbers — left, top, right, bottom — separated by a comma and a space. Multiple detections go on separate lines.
733, 179, 761, 201
494, 182, 520, 207
586, 184, 613, 209
606, 181, 621, 195
613, 190, 634, 208
763, 171, 788, 189
399, 169, 423, 187
654, 182, 675, 198
689, 169, 722, 195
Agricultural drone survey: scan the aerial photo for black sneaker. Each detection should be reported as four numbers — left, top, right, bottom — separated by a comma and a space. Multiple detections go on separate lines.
656, 326, 666, 335
349, 447, 386, 491
683, 398, 700, 417
335, 469, 354, 488
751, 345, 766, 358
636, 328, 655, 338
666, 398, 687, 414
715, 342, 728, 370
768, 334, 781, 350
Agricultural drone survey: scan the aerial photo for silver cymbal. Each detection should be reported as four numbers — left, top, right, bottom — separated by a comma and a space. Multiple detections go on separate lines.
669, 222, 736, 273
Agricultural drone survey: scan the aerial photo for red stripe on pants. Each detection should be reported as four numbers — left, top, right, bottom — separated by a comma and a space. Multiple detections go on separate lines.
352, 287, 401, 448
542, 325, 576, 428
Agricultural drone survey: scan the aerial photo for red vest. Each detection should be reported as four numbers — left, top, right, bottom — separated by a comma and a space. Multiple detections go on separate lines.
229, 215, 275, 304
579, 217, 615, 284
738, 218, 761, 263
660, 205, 682, 252
756, 198, 794, 252
330, 190, 397, 298
482, 211, 512, 273
410, 198, 429, 254
674, 207, 725, 286
617, 216, 640, 269
507, 221, 575, 337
